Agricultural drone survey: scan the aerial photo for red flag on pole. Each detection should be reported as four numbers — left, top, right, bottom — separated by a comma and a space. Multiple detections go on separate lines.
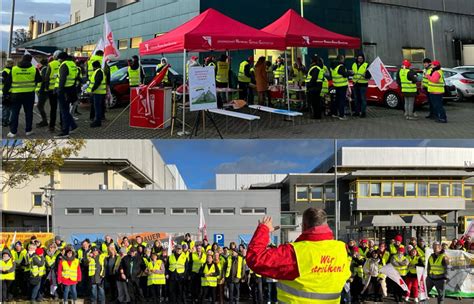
103, 13, 120, 66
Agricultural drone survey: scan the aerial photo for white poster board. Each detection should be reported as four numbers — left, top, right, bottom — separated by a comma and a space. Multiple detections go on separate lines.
189, 66, 217, 112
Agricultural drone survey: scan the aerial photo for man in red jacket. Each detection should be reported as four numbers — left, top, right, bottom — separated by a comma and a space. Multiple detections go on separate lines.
246, 208, 350, 303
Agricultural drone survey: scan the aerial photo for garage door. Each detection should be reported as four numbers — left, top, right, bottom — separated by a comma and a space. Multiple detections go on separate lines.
463, 44, 474, 65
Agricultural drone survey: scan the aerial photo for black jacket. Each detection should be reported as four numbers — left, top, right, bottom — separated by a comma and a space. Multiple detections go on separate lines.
306, 63, 323, 91
3, 61, 42, 95
90, 68, 104, 93
120, 254, 143, 281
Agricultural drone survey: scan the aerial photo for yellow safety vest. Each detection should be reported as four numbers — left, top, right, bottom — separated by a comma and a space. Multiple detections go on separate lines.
274, 64, 285, 80
11, 249, 27, 266
88, 55, 103, 80
88, 254, 105, 277
216, 61, 229, 83
399, 69, 417, 93
428, 254, 446, 276
238, 61, 251, 83
30, 255, 45, 277
1, 67, 11, 93
351, 256, 364, 279
87, 69, 107, 95
147, 260, 166, 286
427, 70, 445, 94
389, 244, 404, 255
359, 247, 369, 259
407, 256, 420, 274
201, 263, 218, 287
331, 64, 348, 88
48, 60, 60, 91
352, 62, 368, 84
101, 242, 115, 253
156, 63, 169, 83
305, 65, 324, 84
381, 251, 391, 266
45, 252, 59, 268
225, 255, 243, 279
181, 240, 195, 250
11, 66, 37, 93
55, 61, 78, 88
109, 65, 119, 75
192, 252, 206, 273
61, 259, 79, 282
0, 259, 15, 280
416, 246, 425, 259
393, 255, 408, 276
128, 67, 141, 87
277, 240, 350, 304
321, 66, 329, 97
422, 68, 432, 88
169, 253, 187, 274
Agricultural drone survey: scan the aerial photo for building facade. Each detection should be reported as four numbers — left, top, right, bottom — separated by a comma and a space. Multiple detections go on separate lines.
28, 17, 61, 40
52, 189, 281, 245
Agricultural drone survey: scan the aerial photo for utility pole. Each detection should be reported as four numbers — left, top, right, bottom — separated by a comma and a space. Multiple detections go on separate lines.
8, 0, 16, 57
334, 139, 338, 240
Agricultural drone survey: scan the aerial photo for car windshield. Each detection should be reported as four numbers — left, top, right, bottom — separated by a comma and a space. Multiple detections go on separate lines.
111, 67, 127, 81
463, 72, 474, 80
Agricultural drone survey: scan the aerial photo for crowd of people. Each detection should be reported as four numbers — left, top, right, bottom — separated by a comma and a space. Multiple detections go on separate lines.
0, 230, 472, 303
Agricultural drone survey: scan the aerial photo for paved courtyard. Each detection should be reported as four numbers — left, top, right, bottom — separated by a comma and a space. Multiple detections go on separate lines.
3, 99, 474, 139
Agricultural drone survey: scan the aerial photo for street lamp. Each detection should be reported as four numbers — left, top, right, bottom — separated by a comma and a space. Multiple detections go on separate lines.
429, 15, 439, 60
346, 189, 357, 239
40, 186, 55, 233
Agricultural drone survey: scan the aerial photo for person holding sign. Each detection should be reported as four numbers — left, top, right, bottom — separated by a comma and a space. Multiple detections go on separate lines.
246, 208, 350, 303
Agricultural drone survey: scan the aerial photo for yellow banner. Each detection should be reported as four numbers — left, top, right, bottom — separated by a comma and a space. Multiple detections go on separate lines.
0, 232, 54, 248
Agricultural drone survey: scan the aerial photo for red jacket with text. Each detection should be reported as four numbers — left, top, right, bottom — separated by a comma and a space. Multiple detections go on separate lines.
246, 224, 335, 280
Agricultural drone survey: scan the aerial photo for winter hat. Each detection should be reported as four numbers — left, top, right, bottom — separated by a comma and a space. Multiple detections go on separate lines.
402, 60, 411, 68
394, 235, 403, 242
35, 248, 44, 256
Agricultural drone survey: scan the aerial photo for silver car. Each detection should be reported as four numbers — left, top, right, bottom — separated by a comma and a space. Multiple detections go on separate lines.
443, 68, 474, 101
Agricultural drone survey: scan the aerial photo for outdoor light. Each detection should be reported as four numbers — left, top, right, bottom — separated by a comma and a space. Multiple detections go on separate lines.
429, 15, 440, 59
430, 15, 439, 21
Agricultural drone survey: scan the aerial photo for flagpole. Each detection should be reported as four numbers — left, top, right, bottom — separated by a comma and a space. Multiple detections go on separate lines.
7, 0, 16, 57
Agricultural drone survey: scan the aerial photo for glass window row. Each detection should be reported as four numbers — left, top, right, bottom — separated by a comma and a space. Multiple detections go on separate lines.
357, 181, 464, 198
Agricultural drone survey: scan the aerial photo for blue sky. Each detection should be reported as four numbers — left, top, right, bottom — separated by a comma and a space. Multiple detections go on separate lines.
154, 139, 474, 189
1, 0, 70, 51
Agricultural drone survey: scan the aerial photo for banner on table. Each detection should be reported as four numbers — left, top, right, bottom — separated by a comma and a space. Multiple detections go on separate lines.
0, 232, 54, 248
188, 66, 217, 112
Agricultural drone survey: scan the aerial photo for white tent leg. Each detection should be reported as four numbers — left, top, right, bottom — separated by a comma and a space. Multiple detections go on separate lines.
179, 49, 187, 136
285, 50, 290, 114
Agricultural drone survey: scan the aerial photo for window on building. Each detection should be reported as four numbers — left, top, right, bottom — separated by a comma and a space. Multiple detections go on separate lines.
100, 207, 127, 215
155, 33, 165, 38
344, 49, 355, 58
440, 183, 450, 197
310, 186, 323, 200
209, 208, 235, 215
382, 182, 392, 197
171, 208, 198, 215
358, 182, 369, 197
87, 0, 92, 7
325, 186, 335, 201
118, 39, 128, 50
138, 208, 165, 215
402, 48, 426, 63
370, 183, 381, 197
130, 36, 142, 49
452, 183, 462, 197
74, 11, 80, 23
405, 182, 416, 197
429, 183, 439, 197
65, 208, 94, 215
418, 182, 428, 197
32, 193, 42, 207
240, 207, 267, 215
296, 186, 309, 201
465, 186, 472, 201
328, 49, 338, 59
394, 182, 405, 197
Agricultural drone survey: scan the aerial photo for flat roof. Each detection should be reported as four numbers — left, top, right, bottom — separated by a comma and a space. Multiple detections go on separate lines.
346, 169, 474, 178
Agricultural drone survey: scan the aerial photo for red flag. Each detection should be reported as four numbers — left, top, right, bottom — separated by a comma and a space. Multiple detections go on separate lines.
103, 13, 120, 64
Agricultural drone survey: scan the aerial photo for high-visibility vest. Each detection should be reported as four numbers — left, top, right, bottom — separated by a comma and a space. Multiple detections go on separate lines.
407, 256, 420, 274
181, 240, 195, 250
156, 63, 169, 83
36, 66, 47, 93
217, 256, 226, 279
128, 67, 140, 87
422, 68, 432, 88
216, 61, 229, 83
393, 255, 408, 276
55, 61, 78, 88
11, 249, 27, 266
203, 244, 212, 253
351, 257, 364, 279
0, 259, 15, 280
359, 247, 370, 258
87, 69, 107, 95
389, 244, 404, 255
30, 255, 45, 277
292, 67, 304, 84
225, 255, 243, 279
277, 240, 350, 304
352, 62, 369, 84
61, 259, 79, 282
147, 260, 166, 286
48, 60, 60, 91
11, 66, 37, 93
331, 64, 348, 88
201, 263, 218, 287
416, 246, 426, 259
88, 255, 105, 277
169, 253, 187, 274
381, 251, 390, 265
45, 251, 59, 268
428, 254, 446, 276
238, 61, 251, 83
207, 62, 216, 68
274, 64, 285, 81
88, 55, 103, 80
320, 66, 329, 97
135, 241, 148, 248
399, 69, 417, 93
192, 252, 206, 273
109, 65, 119, 75
305, 65, 324, 84
1, 67, 12, 93
427, 70, 445, 94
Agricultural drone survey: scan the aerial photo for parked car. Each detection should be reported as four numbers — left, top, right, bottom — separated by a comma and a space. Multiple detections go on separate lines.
453, 66, 474, 71
109, 64, 183, 107
443, 68, 474, 101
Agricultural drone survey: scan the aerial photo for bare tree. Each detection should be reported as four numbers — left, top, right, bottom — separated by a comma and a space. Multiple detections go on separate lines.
12, 28, 31, 47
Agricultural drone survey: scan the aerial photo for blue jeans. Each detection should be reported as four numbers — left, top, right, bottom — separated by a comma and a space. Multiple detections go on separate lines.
93, 94, 105, 125
2, 104, 11, 125
431, 93, 447, 121
58, 88, 77, 134
10, 92, 35, 134
63, 284, 78, 301
30, 281, 42, 301
354, 85, 367, 114
335, 87, 347, 117
91, 283, 105, 304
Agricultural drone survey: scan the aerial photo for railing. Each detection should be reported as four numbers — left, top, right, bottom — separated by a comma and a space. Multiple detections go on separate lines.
1, 226, 49, 233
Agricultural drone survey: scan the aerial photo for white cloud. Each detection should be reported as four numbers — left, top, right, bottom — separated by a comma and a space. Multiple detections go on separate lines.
215, 156, 302, 174
0, 24, 28, 32
29, 0, 70, 3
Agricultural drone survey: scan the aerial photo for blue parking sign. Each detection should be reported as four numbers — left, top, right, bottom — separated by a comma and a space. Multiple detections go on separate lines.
214, 234, 224, 247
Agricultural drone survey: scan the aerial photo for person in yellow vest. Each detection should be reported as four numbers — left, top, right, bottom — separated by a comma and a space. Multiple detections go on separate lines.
351, 53, 371, 118
389, 235, 405, 257
349, 246, 365, 302
77, 238, 92, 298
199, 253, 220, 303
330, 54, 353, 120
225, 248, 245, 304
28, 246, 46, 302
128, 55, 144, 88
377, 243, 391, 266
1, 58, 14, 127
190, 242, 206, 301
9, 240, 27, 298
145, 252, 165, 303
305, 55, 325, 119
362, 250, 385, 301
397, 59, 418, 120
202, 238, 212, 253
101, 235, 117, 254
4, 54, 42, 138
182, 233, 195, 251
35, 58, 50, 128
58, 248, 82, 302
89, 247, 106, 303
54, 235, 66, 251
87, 60, 107, 128
44, 243, 60, 299
273, 57, 286, 84
422, 58, 434, 118
359, 239, 370, 258
426, 242, 448, 304
213, 251, 226, 304
390, 247, 409, 302
1, 249, 15, 302
406, 248, 423, 302
168, 244, 188, 304
238, 56, 254, 101
44, 52, 62, 132
134, 235, 148, 249
247, 207, 351, 304
426, 60, 447, 123
215, 54, 230, 107
156, 57, 170, 86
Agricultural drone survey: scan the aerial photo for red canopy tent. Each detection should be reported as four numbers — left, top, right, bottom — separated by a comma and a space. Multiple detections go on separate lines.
261, 9, 361, 49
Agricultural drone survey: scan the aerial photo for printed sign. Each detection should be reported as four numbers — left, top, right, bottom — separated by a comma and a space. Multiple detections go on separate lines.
214, 234, 225, 247
188, 66, 217, 112
0, 232, 54, 248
